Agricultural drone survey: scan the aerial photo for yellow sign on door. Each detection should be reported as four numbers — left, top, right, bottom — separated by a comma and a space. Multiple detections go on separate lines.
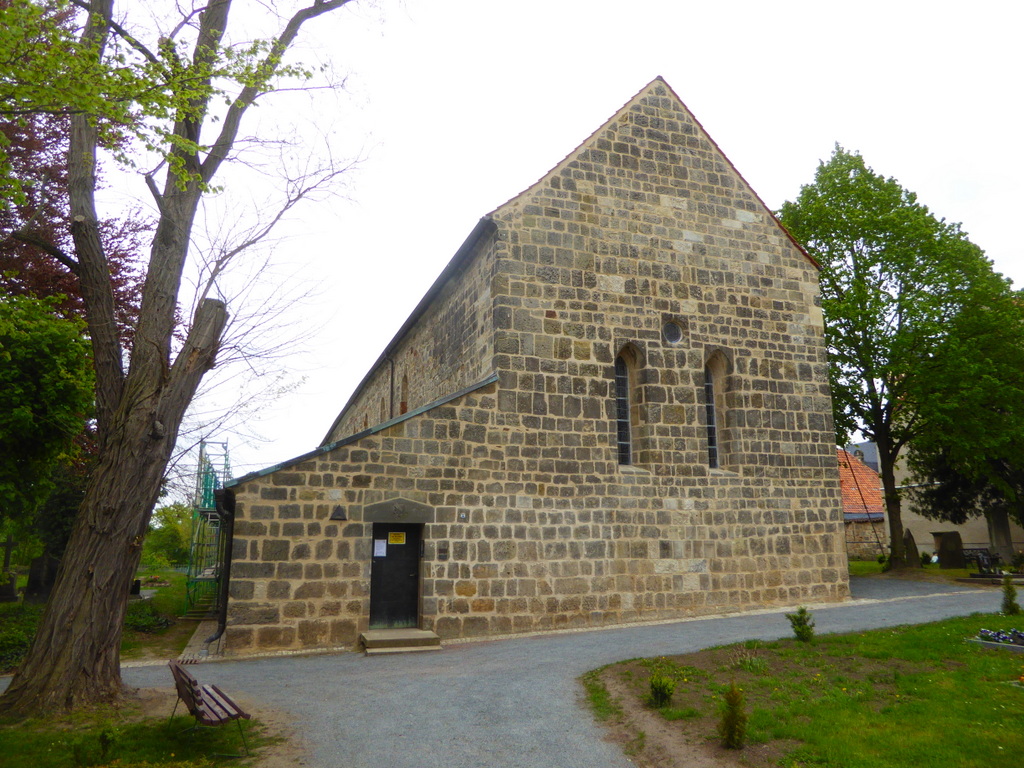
388, 532, 406, 545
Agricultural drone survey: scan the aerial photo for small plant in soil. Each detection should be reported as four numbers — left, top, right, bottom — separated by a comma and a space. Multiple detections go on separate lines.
786, 606, 815, 642
718, 682, 747, 749
1001, 573, 1021, 616
648, 674, 676, 707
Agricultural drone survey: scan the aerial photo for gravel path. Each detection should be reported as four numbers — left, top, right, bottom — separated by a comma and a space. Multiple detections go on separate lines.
105, 577, 997, 768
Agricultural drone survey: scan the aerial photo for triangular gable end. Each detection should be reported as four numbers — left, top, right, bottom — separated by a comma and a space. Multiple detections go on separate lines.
490, 76, 816, 269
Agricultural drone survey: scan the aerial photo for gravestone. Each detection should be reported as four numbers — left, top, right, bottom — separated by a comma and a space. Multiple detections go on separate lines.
935, 531, 966, 570
0, 535, 17, 602
25, 554, 61, 603
903, 528, 922, 568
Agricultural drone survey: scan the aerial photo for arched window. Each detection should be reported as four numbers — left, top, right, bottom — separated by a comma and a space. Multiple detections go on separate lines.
400, 374, 409, 415
615, 355, 632, 465
379, 397, 387, 423
704, 351, 730, 469
614, 345, 642, 466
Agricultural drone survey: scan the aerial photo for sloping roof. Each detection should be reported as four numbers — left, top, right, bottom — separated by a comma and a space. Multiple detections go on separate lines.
320, 218, 498, 446
231, 372, 499, 488
837, 448, 884, 520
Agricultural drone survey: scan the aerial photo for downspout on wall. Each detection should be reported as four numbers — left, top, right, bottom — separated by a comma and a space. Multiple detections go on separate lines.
203, 487, 236, 654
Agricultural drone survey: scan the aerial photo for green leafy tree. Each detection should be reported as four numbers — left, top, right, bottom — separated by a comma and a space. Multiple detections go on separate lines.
778, 146, 1019, 568
0, 0, 356, 718
0, 295, 94, 524
904, 284, 1024, 555
142, 502, 192, 567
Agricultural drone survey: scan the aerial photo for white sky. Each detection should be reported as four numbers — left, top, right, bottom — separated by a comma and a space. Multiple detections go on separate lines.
202, 0, 1024, 479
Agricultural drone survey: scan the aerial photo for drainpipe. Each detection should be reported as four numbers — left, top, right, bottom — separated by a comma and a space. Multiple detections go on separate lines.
388, 355, 396, 420
204, 487, 236, 651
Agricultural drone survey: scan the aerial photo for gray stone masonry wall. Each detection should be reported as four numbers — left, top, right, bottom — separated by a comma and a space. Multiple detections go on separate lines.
224, 79, 848, 655
327, 235, 498, 440
845, 520, 887, 560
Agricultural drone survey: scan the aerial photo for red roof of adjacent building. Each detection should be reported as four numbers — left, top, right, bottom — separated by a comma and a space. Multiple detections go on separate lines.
837, 448, 884, 520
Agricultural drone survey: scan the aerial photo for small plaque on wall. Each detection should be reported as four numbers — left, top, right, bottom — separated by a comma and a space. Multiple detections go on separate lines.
388, 532, 406, 546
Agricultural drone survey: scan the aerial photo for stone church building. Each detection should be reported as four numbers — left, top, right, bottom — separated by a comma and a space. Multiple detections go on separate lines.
220, 78, 849, 655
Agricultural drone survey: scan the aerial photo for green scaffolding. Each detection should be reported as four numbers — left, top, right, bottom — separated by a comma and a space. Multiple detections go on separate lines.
185, 440, 231, 617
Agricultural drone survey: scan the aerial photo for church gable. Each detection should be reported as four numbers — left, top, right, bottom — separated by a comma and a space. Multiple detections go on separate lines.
222, 79, 847, 657
493, 77, 812, 274
484, 78, 828, 477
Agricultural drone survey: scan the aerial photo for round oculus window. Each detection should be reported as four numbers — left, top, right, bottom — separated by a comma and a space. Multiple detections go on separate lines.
662, 321, 683, 343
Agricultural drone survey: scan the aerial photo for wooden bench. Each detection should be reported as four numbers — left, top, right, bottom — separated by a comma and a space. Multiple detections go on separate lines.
169, 660, 251, 755
962, 548, 1002, 574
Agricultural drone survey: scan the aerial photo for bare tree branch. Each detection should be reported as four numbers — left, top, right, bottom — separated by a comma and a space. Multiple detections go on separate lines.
9, 231, 78, 271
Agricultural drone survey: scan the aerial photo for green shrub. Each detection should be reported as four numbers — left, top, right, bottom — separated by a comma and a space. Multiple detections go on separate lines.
0, 603, 44, 672
1001, 572, 1022, 616
786, 606, 815, 642
921, 551, 933, 567
718, 683, 747, 749
123, 600, 172, 633
648, 673, 675, 708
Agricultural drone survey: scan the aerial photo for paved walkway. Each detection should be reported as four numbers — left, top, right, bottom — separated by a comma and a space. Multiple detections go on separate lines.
109, 577, 998, 768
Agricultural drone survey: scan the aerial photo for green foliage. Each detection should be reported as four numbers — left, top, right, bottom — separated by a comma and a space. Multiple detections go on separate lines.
0, 571, 187, 672
123, 600, 172, 634
1001, 573, 1021, 616
0, 295, 94, 524
647, 673, 676, 708
0, 602, 43, 673
143, 503, 193, 567
0, 0, 334, 200
778, 146, 1020, 565
718, 683, 747, 749
778, 146, 1002, 446
786, 606, 816, 642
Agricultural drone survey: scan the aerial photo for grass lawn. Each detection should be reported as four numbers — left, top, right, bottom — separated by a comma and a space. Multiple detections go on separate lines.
585, 613, 1024, 768
0, 706, 266, 767
848, 558, 975, 581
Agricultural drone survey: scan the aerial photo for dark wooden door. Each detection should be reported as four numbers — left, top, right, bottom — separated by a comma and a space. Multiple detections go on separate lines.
369, 523, 421, 629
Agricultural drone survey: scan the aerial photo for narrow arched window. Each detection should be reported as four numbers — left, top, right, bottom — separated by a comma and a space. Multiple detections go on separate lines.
704, 351, 730, 469
704, 366, 719, 469
400, 374, 409, 415
615, 354, 632, 465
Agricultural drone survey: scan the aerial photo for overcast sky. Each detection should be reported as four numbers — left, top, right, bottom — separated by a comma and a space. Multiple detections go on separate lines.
205, 0, 1024, 479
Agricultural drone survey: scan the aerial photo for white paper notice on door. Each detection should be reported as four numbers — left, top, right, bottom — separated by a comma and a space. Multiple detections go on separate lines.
373, 539, 387, 557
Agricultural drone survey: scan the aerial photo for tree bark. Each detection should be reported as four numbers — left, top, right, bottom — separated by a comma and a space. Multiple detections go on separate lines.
0, 299, 226, 716
0, 0, 349, 719
877, 438, 907, 568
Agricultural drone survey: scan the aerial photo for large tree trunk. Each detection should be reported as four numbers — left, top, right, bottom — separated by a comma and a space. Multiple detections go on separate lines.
0, 299, 226, 718
0, 430, 168, 711
0, 0, 346, 719
877, 441, 907, 568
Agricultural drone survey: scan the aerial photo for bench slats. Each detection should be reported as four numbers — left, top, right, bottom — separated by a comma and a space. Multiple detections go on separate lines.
169, 661, 250, 727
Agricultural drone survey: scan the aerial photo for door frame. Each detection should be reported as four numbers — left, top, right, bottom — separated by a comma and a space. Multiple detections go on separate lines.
368, 522, 422, 630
